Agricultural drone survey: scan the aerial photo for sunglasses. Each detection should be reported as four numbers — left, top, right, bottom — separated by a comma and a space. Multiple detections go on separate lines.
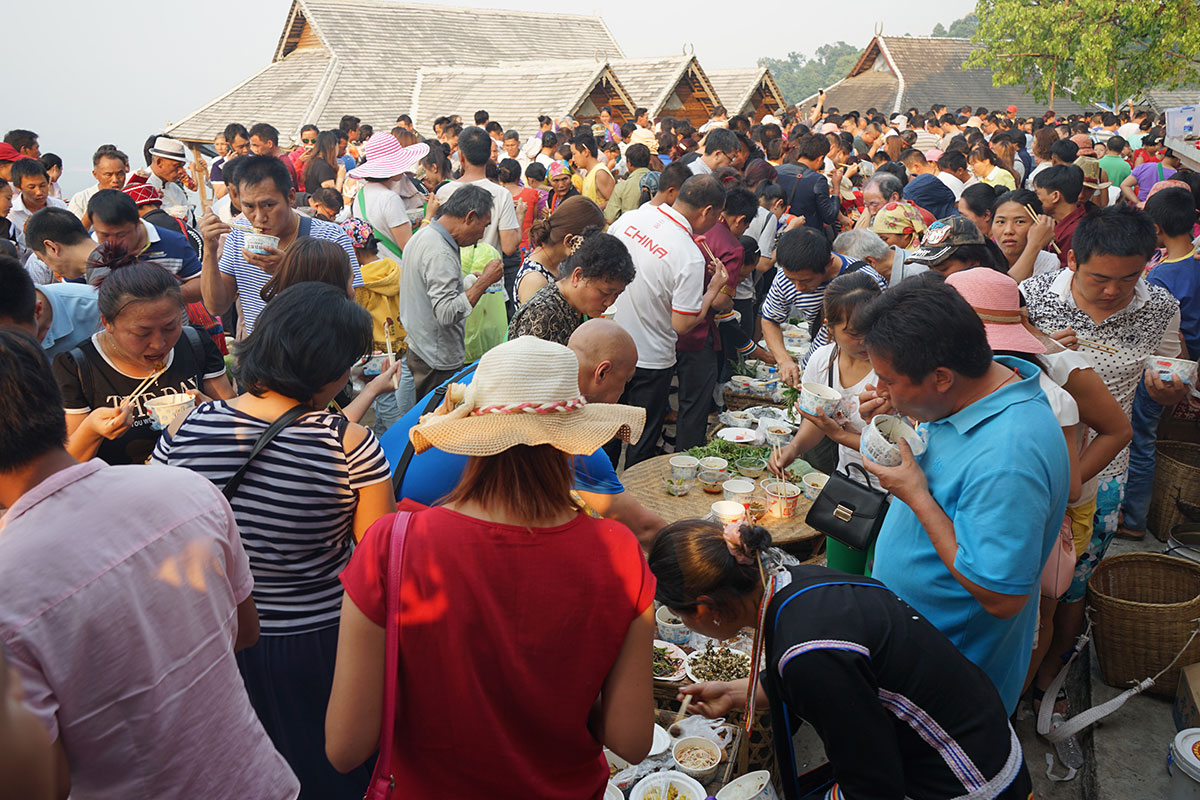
302, 138, 317, 145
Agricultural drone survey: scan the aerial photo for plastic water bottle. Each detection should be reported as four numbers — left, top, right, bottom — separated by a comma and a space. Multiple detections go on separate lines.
1051, 712, 1084, 769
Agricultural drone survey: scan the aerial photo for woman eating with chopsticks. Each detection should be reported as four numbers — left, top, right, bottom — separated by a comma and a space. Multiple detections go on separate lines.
650, 520, 1035, 800
990, 189, 1062, 282
52, 244, 232, 465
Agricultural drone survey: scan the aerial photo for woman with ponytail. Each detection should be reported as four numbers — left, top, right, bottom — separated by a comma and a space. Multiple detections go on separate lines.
649, 519, 1034, 800
52, 244, 232, 464
513, 195, 605, 305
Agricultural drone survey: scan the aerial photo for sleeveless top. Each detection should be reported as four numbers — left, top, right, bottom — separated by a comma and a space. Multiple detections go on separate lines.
512, 253, 559, 305
582, 164, 613, 205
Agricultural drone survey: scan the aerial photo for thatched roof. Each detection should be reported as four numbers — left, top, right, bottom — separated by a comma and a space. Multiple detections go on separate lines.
608, 56, 721, 124
706, 67, 785, 119
165, 0, 624, 143
801, 35, 1097, 117
411, 61, 636, 134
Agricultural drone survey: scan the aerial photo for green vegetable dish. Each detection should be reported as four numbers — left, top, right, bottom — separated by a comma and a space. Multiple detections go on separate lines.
653, 645, 683, 678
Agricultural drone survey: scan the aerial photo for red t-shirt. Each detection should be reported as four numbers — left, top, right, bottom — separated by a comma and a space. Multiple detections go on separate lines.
1053, 204, 1087, 268
677, 220, 743, 352
339, 507, 655, 799
516, 186, 539, 249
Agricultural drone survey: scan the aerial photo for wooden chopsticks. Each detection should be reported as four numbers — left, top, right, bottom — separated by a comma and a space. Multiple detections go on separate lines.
1024, 204, 1062, 254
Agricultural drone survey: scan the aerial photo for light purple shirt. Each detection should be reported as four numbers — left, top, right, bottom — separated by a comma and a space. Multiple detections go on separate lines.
0, 460, 299, 799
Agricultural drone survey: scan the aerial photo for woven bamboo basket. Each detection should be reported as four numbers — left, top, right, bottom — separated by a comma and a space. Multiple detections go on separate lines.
1148, 442, 1200, 542
1088, 553, 1200, 697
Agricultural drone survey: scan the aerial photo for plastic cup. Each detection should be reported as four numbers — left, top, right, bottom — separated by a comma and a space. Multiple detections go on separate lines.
801, 472, 828, 500
797, 382, 842, 417
243, 231, 280, 255
668, 455, 700, 480
698, 470, 726, 493
860, 414, 926, 467
662, 469, 694, 497
735, 456, 767, 479
144, 393, 194, 431
711, 500, 746, 526
722, 478, 755, 505
765, 481, 802, 519
698, 457, 728, 473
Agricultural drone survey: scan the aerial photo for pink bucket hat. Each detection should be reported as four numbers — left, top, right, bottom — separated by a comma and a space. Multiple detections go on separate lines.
945, 269, 1045, 355
349, 135, 429, 180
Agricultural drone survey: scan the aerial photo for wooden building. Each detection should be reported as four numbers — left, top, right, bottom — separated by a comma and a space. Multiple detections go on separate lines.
165, 0, 624, 144
607, 56, 722, 126
706, 67, 786, 119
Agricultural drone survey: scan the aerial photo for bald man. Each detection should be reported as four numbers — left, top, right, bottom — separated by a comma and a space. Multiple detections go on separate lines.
379, 321, 667, 546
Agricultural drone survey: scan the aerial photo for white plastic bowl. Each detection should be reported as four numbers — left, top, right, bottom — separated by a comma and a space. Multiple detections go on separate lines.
144, 393, 194, 430
1145, 355, 1198, 386
656, 607, 691, 646
672, 736, 722, 783
716, 770, 779, 800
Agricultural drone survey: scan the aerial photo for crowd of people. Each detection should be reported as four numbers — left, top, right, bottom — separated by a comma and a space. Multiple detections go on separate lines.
0, 95, 1197, 799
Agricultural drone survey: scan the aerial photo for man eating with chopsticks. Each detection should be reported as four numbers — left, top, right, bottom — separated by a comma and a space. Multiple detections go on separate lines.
1021, 205, 1183, 680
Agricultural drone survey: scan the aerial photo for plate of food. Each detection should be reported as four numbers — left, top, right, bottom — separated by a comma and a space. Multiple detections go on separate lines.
716, 427, 763, 446
653, 640, 687, 681
686, 641, 752, 683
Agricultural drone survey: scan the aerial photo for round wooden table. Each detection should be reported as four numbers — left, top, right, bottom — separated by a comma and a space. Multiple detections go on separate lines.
623, 454, 825, 557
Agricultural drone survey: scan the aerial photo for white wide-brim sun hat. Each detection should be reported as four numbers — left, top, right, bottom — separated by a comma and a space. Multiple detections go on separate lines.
410, 336, 645, 457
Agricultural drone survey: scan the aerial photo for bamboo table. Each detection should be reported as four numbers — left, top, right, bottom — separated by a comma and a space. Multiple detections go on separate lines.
623, 454, 825, 559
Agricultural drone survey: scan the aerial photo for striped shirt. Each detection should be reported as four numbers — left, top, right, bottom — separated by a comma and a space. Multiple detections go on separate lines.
760, 255, 886, 364
217, 214, 362, 335
152, 402, 391, 635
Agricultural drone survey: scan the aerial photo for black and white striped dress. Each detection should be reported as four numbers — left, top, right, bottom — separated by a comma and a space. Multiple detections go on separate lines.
152, 401, 391, 635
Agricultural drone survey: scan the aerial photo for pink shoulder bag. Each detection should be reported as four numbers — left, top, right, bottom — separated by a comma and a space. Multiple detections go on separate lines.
364, 511, 412, 800
1041, 514, 1077, 599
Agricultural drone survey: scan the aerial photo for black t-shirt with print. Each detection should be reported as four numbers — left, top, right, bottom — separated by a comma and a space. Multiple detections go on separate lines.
52, 326, 226, 465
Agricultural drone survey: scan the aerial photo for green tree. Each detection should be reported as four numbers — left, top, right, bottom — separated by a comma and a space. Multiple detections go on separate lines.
945, 13, 979, 38
761, 42, 863, 105
932, 23, 948, 36
969, 0, 1200, 107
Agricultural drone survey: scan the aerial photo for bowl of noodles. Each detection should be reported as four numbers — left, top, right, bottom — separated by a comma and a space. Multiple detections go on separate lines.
671, 736, 722, 783
631, 771, 706, 800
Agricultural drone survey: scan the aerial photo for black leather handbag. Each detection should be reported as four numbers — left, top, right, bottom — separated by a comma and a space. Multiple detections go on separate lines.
804, 462, 891, 551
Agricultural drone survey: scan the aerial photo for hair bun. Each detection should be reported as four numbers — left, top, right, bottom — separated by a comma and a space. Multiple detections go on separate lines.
739, 524, 773, 556
86, 242, 141, 277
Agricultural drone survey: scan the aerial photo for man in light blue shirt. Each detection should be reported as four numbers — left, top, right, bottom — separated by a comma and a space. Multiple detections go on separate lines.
0, 256, 100, 357
859, 275, 1070, 714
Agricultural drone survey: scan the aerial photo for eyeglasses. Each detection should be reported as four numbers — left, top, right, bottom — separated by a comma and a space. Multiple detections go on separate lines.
302, 138, 317, 145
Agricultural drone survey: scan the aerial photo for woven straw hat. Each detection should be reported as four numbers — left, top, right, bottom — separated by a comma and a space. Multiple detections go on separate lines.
410, 336, 645, 457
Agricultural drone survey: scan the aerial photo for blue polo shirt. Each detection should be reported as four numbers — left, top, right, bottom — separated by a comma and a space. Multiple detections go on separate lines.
379, 366, 625, 504
871, 357, 1069, 714
38, 283, 101, 358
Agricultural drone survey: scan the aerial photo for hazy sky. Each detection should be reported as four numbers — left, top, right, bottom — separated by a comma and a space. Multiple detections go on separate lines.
12, 0, 972, 195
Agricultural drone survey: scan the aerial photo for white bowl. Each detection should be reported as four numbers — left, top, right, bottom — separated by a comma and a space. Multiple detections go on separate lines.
730, 375, 754, 390
144, 393, 194, 430
649, 724, 671, 757
860, 414, 926, 467
672, 736, 722, 783
726, 409, 755, 425
656, 606, 691, 646
760, 420, 793, 447
801, 472, 828, 500
716, 771, 779, 800
631, 772, 706, 800
243, 231, 280, 254
604, 749, 634, 793
698, 456, 728, 472
1145, 355, 1198, 386
797, 382, 841, 418
605, 782, 622, 800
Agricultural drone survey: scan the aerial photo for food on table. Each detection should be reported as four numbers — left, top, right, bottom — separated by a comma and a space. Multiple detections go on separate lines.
689, 641, 751, 682
747, 498, 767, 521
653, 645, 683, 678
643, 784, 683, 800
676, 745, 718, 769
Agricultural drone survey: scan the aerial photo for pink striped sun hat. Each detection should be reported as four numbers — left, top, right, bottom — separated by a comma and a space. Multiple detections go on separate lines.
946, 269, 1045, 355
348, 135, 429, 180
